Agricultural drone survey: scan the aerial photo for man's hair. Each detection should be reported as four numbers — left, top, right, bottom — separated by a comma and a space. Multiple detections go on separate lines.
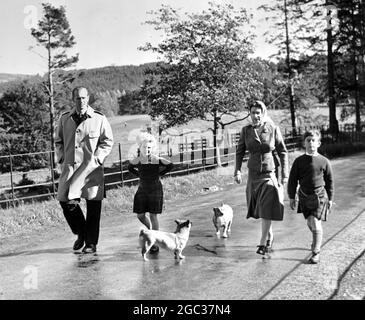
72, 86, 89, 100
303, 129, 321, 141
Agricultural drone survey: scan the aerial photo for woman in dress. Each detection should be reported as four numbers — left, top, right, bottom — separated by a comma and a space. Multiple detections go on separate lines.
234, 101, 288, 256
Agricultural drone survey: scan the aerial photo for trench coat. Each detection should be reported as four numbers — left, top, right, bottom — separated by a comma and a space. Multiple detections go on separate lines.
234, 121, 289, 220
55, 106, 114, 201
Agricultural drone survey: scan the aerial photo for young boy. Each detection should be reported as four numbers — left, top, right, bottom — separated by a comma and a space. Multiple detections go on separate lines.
287, 130, 334, 264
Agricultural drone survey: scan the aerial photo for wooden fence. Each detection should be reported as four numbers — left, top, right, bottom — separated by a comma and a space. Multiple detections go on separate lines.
0, 124, 364, 207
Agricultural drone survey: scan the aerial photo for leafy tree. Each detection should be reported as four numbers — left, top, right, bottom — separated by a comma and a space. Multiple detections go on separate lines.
31, 3, 79, 156
0, 81, 50, 172
335, 0, 365, 131
258, 0, 308, 131
139, 3, 265, 161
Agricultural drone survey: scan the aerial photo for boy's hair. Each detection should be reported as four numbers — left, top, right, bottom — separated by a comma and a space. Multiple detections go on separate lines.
303, 129, 321, 141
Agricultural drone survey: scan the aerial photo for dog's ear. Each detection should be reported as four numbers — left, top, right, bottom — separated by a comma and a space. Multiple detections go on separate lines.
175, 219, 180, 225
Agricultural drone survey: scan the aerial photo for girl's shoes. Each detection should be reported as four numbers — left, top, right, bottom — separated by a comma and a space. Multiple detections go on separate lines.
256, 245, 266, 255
150, 245, 159, 254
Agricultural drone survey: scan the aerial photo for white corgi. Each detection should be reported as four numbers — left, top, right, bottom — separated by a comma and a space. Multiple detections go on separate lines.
139, 219, 192, 261
212, 203, 233, 238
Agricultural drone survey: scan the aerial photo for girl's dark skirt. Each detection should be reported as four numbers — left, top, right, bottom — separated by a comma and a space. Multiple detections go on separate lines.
133, 181, 163, 214
298, 187, 330, 221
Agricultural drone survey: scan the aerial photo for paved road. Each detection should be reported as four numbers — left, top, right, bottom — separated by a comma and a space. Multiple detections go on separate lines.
1, 152, 365, 300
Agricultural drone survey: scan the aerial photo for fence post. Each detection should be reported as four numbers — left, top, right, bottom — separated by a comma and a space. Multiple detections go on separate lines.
9, 151, 15, 206
179, 144, 184, 164
202, 137, 206, 169
191, 142, 194, 164
49, 151, 56, 198
118, 143, 124, 187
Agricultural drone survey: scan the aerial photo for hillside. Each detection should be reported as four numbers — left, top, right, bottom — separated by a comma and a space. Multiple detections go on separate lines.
0, 63, 155, 94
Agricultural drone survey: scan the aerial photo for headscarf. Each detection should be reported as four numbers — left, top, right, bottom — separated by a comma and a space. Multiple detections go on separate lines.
248, 100, 274, 126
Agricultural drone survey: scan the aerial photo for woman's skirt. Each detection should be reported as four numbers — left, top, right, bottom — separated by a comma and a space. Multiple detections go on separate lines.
297, 186, 329, 221
246, 171, 284, 221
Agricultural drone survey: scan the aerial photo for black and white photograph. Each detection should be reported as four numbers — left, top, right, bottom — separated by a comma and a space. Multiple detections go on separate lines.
0, 0, 364, 308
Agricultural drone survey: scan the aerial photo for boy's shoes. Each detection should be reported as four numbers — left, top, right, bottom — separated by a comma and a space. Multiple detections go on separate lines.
309, 252, 320, 264
256, 245, 266, 255
265, 238, 274, 253
150, 245, 159, 254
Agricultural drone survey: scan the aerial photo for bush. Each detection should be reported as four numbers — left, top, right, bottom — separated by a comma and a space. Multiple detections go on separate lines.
319, 142, 365, 158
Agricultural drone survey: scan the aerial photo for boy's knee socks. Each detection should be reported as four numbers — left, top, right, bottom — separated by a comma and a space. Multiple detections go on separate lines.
312, 230, 323, 254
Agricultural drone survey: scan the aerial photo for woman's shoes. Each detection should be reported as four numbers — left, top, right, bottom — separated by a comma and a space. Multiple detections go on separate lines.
256, 245, 266, 255
309, 252, 320, 264
265, 238, 274, 253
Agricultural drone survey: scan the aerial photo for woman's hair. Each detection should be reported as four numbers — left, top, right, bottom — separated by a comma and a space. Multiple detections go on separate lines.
303, 129, 321, 141
249, 100, 266, 112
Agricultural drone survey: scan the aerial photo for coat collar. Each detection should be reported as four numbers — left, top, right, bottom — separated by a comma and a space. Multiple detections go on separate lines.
248, 121, 273, 143
69, 106, 94, 118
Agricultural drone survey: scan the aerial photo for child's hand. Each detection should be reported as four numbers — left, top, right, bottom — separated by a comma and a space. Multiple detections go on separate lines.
289, 198, 296, 210
328, 200, 333, 210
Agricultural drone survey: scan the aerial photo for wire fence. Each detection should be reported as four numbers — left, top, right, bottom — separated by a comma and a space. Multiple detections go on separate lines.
0, 124, 364, 207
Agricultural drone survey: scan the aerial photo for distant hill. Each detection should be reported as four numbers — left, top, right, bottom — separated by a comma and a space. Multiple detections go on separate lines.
0, 73, 33, 83
71, 63, 156, 93
0, 63, 156, 95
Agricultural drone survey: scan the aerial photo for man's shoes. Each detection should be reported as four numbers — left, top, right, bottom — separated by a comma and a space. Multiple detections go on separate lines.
73, 236, 84, 251
82, 244, 97, 254
150, 245, 159, 254
256, 245, 266, 255
309, 252, 320, 264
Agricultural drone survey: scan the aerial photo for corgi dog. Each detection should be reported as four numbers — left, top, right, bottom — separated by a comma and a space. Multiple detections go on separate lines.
212, 203, 233, 238
139, 219, 192, 261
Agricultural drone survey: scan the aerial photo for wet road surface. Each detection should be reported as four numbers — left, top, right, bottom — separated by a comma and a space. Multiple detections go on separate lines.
1, 152, 365, 300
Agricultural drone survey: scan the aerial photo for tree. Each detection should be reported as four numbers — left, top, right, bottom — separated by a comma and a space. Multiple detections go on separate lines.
261, 0, 341, 133
31, 3, 79, 158
139, 3, 264, 162
259, 0, 311, 133
0, 81, 50, 172
335, 0, 365, 131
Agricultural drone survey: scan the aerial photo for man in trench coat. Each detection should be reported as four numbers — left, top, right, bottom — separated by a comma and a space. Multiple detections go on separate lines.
55, 87, 114, 253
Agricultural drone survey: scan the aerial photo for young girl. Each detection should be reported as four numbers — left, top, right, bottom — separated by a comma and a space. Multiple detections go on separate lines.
287, 129, 334, 264
128, 132, 173, 253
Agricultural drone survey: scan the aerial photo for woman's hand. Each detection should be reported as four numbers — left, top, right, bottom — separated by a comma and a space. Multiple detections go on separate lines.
234, 172, 242, 184
289, 198, 296, 210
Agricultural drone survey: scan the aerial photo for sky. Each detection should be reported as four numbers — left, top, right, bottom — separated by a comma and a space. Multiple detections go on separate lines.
0, 0, 275, 75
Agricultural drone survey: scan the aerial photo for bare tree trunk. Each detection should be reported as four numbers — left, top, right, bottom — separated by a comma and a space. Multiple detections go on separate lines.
351, 5, 361, 132
48, 32, 55, 167
284, 0, 297, 135
326, 2, 339, 134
